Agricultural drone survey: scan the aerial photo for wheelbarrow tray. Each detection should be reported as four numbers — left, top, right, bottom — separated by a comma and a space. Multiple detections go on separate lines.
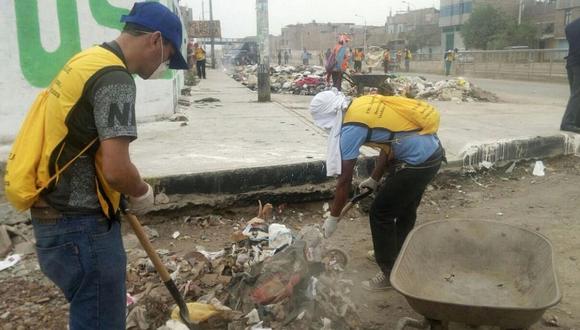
390, 220, 561, 328
346, 73, 389, 87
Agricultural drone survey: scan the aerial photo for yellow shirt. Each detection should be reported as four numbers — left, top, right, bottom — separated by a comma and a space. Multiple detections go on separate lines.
195, 47, 206, 61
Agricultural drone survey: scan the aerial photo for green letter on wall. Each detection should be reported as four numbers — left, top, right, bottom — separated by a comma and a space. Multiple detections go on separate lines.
15, 0, 81, 87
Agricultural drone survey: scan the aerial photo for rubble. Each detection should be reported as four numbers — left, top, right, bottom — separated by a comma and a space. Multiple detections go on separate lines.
381, 76, 499, 102
119, 201, 360, 329
229, 64, 497, 103
229, 64, 354, 96
0, 254, 21, 272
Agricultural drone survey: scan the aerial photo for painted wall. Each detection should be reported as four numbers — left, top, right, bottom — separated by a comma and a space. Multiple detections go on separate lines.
0, 0, 186, 143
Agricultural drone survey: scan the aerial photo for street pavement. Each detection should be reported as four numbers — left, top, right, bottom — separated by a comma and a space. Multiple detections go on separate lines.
1, 69, 577, 181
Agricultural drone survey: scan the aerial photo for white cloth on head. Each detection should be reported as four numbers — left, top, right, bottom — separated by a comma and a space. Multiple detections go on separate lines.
309, 88, 351, 176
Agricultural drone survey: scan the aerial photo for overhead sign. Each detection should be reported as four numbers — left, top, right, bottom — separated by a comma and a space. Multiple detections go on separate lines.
189, 20, 222, 38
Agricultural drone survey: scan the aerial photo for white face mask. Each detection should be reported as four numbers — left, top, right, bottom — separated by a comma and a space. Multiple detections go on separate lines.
148, 40, 169, 80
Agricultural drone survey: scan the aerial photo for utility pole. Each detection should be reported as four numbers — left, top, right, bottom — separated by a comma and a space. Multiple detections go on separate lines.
256, 0, 270, 102
209, 0, 215, 68
201, 0, 205, 20
518, 0, 524, 25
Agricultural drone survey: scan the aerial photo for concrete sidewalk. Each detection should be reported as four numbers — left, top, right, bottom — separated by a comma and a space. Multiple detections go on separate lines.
2, 69, 579, 197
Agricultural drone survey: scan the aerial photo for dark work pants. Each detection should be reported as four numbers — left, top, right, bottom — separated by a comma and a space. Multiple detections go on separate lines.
562, 65, 580, 128
370, 156, 441, 275
331, 71, 343, 90
196, 59, 206, 79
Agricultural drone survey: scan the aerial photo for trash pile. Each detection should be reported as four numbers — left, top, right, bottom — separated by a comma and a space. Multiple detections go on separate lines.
229, 63, 497, 102
385, 76, 499, 103
125, 202, 359, 330
230, 65, 353, 95
0, 209, 35, 271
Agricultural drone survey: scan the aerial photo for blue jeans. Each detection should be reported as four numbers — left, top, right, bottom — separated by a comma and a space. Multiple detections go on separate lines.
33, 215, 127, 330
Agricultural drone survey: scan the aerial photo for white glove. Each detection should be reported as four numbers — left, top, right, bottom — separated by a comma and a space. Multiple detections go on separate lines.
129, 183, 154, 215
359, 177, 378, 192
323, 215, 339, 238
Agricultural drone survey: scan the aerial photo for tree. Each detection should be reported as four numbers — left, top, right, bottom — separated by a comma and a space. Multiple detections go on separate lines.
462, 5, 539, 50
484, 21, 538, 50
461, 5, 508, 50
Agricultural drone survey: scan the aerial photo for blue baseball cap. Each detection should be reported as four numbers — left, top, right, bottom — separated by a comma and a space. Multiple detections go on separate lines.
121, 2, 189, 70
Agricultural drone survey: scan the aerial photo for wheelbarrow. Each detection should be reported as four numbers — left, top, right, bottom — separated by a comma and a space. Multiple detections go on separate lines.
390, 220, 561, 330
342, 72, 394, 95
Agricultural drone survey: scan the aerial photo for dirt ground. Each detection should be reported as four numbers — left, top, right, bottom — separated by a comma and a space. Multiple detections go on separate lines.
0, 156, 579, 329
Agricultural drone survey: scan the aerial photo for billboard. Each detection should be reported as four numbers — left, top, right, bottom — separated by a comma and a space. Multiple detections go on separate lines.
190, 20, 221, 38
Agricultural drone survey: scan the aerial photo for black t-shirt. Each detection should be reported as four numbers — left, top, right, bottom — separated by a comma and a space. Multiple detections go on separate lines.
44, 41, 137, 214
566, 18, 580, 67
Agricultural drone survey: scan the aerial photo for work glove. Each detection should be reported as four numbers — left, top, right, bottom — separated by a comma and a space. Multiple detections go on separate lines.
128, 183, 154, 215
359, 177, 378, 192
323, 215, 339, 238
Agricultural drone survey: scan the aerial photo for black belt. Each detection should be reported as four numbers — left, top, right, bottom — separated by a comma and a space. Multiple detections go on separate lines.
390, 147, 445, 174
30, 207, 108, 225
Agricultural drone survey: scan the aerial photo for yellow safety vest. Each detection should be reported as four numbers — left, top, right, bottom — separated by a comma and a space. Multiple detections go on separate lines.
342, 95, 440, 154
5, 45, 127, 218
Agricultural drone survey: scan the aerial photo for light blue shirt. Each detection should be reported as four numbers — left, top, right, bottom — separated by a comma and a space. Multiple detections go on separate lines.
335, 46, 347, 71
340, 125, 440, 165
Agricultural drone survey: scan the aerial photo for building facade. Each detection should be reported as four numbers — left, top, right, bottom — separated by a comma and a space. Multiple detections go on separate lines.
386, 8, 441, 53
278, 22, 387, 53
556, 0, 580, 48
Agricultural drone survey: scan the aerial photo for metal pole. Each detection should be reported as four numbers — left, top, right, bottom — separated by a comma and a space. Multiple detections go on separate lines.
364, 19, 367, 54
209, 0, 215, 69
256, 0, 271, 102
518, 0, 523, 25
201, 0, 205, 20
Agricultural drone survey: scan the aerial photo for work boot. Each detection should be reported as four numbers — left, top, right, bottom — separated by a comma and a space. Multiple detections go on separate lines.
366, 250, 376, 264
362, 271, 392, 291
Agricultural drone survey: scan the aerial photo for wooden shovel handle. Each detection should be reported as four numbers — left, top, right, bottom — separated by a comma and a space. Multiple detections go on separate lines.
124, 212, 171, 282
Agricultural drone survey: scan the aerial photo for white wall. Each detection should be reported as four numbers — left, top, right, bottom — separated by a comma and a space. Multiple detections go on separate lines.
0, 0, 185, 144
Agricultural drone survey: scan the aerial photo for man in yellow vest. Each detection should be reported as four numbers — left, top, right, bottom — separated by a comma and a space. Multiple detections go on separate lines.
16, 3, 189, 329
309, 89, 444, 291
194, 42, 207, 79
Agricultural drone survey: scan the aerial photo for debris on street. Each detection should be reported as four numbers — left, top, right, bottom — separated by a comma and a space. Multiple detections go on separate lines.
118, 201, 360, 329
381, 76, 499, 102
533, 160, 546, 177
0, 254, 21, 272
229, 64, 497, 102
230, 64, 353, 95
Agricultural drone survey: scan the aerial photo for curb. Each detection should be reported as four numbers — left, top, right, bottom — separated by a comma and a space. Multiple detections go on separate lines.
151, 134, 580, 200
459, 134, 579, 169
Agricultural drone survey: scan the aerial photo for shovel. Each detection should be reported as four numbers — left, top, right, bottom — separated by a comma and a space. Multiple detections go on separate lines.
338, 188, 373, 221
120, 199, 199, 330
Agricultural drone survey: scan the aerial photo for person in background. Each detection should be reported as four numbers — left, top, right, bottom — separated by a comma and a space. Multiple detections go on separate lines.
562, 18, 580, 133
284, 50, 290, 65
383, 48, 391, 73
444, 49, 454, 76
302, 48, 308, 65
329, 35, 350, 90
319, 50, 325, 66
404, 48, 412, 72
194, 42, 207, 79
277, 49, 282, 66
396, 49, 403, 67
354, 48, 365, 73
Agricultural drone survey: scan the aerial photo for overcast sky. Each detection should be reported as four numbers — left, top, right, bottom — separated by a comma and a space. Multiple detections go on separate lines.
183, 0, 440, 38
